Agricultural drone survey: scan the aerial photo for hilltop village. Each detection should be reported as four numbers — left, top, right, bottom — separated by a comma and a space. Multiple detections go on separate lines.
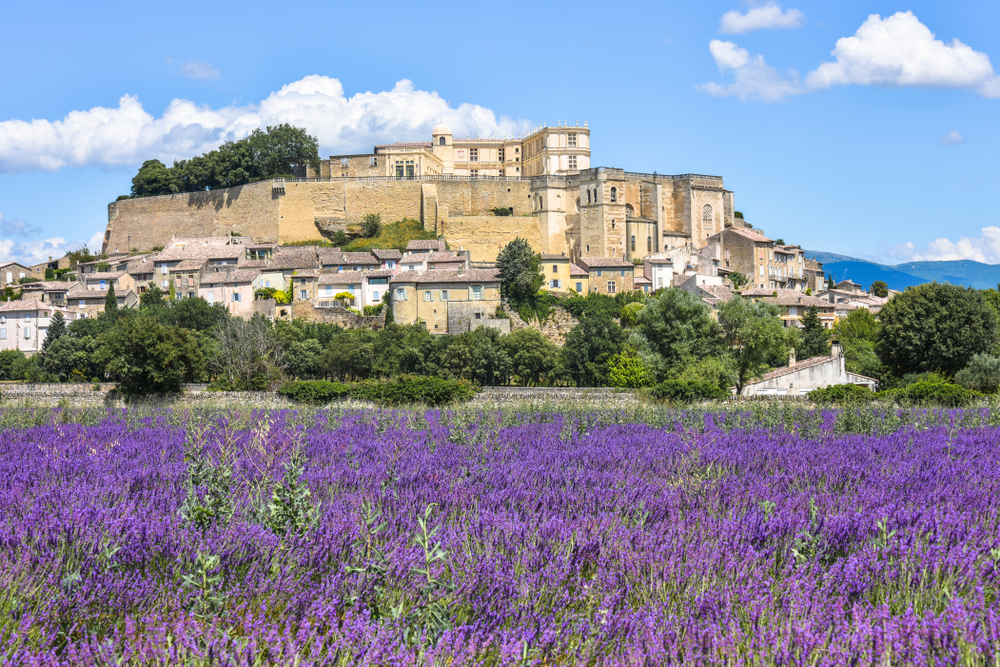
1, 123, 892, 389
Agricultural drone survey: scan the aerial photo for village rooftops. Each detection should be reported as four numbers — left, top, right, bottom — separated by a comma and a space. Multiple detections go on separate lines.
424, 251, 465, 263
201, 269, 261, 285
577, 257, 634, 270
714, 227, 773, 244
540, 253, 570, 260
390, 268, 500, 284
156, 245, 244, 262
83, 271, 126, 281
406, 239, 446, 252
267, 247, 320, 270
741, 287, 833, 307
317, 249, 379, 265
372, 248, 403, 261
569, 264, 588, 277
317, 270, 392, 285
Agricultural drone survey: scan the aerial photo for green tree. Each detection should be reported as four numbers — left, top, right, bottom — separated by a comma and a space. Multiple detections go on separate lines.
869, 280, 889, 298
0, 350, 28, 380
729, 272, 749, 289
560, 312, 626, 386
502, 328, 560, 386
496, 238, 543, 302
42, 311, 67, 352
130, 159, 176, 197
441, 327, 512, 386
104, 282, 118, 317
96, 316, 204, 396
325, 335, 375, 382
140, 285, 165, 309
360, 213, 382, 238
163, 297, 229, 332
955, 353, 1000, 394
635, 288, 720, 379
876, 282, 999, 378
676, 355, 738, 391
44, 267, 55, 280
717, 296, 785, 395
826, 275, 835, 290
42, 334, 102, 382
607, 347, 652, 388
798, 306, 829, 358
286, 339, 325, 379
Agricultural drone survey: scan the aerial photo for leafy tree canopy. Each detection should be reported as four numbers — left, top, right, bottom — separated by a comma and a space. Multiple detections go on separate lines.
876, 282, 999, 378
129, 124, 320, 198
869, 280, 889, 298
96, 316, 205, 396
496, 238, 543, 303
560, 312, 625, 387
717, 296, 785, 395
635, 288, 720, 379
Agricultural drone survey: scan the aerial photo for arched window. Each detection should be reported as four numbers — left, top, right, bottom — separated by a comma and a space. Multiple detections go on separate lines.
630, 236, 636, 252
625, 203, 634, 217
647, 236, 652, 252
702, 204, 713, 222
439, 136, 446, 146
610, 187, 617, 202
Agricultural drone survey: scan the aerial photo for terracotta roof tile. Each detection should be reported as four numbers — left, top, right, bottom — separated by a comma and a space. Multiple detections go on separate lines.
268, 247, 320, 270
372, 248, 403, 260
406, 239, 446, 251
578, 257, 633, 270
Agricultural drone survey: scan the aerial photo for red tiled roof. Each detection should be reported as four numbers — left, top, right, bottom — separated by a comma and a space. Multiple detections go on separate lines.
578, 257, 633, 270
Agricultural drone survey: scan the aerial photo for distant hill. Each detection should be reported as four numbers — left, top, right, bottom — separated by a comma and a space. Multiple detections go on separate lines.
802, 251, 1000, 291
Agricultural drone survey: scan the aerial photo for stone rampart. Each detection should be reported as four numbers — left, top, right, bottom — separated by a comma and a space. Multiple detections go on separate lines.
439, 215, 542, 261
500, 302, 580, 346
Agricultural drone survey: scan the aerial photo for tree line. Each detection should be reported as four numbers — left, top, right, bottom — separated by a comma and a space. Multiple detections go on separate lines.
126, 125, 320, 198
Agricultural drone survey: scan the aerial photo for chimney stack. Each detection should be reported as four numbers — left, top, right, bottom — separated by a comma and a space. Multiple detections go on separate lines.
831, 342, 842, 359
788, 348, 796, 367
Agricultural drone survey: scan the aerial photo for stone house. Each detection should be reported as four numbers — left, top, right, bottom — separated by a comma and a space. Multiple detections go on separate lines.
406, 239, 447, 254
316, 269, 393, 308
390, 268, 501, 334
19, 281, 75, 307
708, 227, 779, 291
288, 271, 318, 304
804, 257, 826, 293
0, 300, 79, 354
0, 262, 40, 289
570, 263, 589, 294
372, 248, 403, 272
740, 344, 876, 397
540, 253, 575, 293
198, 269, 260, 318
742, 288, 836, 328
83, 271, 136, 295
66, 287, 139, 319
577, 257, 635, 295
318, 249, 380, 272
642, 254, 675, 292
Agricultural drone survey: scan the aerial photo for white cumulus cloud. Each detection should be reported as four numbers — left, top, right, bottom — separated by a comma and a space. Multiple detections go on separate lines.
806, 11, 1000, 97
701, 11, 1000, 103
0, 235, 68, 266
0, 213, 41, 237
0, 76, 528, 174
720, 2, 806, 34
886, 227, 1000, 263
940, 130, 965, 146
697, 40, 802, 102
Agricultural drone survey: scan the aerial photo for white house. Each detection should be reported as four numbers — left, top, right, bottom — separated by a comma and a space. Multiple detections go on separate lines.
0, 300, 78, 354
739, 344, 877, 397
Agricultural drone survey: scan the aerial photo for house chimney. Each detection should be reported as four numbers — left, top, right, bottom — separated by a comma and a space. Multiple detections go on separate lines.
831, 342, 842, 359
788, 348, 796, 367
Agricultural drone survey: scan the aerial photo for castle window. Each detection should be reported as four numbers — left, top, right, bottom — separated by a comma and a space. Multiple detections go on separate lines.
515, 147, 519, 153
568, 133, 577, 147
625, 203, 634, 217
370, 157, 378, 167
469, 148, 478, 162
498, 148, 505, 161
586, 245, 590, 252
647, 236, 652, 252
610, 187, 617, 202
340, 158, 349, 167
702, 204, 713, 222
611, 220, 615, 229
439, 136, 446, 146
499, 169, 505, 177
630, 236, 635, 252
552, 265, 558, 273
470, 169, 478, 178
568, 155, 577, 170
587, 190, 591, 204
607, 281, 616, 293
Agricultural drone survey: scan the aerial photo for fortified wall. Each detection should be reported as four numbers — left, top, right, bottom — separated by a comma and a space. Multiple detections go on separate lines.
104, 177, 540, 262
103, 170, 736, 263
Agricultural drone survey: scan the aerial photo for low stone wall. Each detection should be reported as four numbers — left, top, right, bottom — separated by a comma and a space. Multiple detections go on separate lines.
472, 386, 640, 406
0, 383, 297, 409
291, 301, 386, 328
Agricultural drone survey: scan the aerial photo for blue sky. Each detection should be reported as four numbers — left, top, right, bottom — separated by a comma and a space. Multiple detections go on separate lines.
1, 0, 999, 266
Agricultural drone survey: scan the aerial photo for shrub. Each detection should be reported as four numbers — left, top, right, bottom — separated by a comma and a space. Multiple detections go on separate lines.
360, 213, 382, 238
649, 380, 728, 403
351, 376, 478, 406
901, 380, 981, 407
278, 380, 351, 404
490, 207, 514, 216
954, 353, 1000, 393
807, 383, 876, 403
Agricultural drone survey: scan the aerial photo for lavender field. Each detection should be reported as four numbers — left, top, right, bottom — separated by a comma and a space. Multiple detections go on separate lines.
3, 405, 1000, 665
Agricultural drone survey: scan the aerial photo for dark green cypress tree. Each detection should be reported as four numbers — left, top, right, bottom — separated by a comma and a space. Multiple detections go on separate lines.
799, 305, 830, 358
42, 311, 67, 352
105, 282, 119, 317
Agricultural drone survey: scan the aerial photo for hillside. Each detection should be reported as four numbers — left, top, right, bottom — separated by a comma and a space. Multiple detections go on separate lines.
803, 251, 1000, 291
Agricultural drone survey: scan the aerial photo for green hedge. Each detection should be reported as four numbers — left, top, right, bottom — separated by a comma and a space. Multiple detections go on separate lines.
649, 380, 728, 403
892, 380, 982, 407
278, 380, 352, 404
807, 383, 877, 403
278, 376, 479, 406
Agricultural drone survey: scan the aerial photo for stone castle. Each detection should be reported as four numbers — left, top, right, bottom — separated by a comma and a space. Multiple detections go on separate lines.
102, 123, 742, 263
